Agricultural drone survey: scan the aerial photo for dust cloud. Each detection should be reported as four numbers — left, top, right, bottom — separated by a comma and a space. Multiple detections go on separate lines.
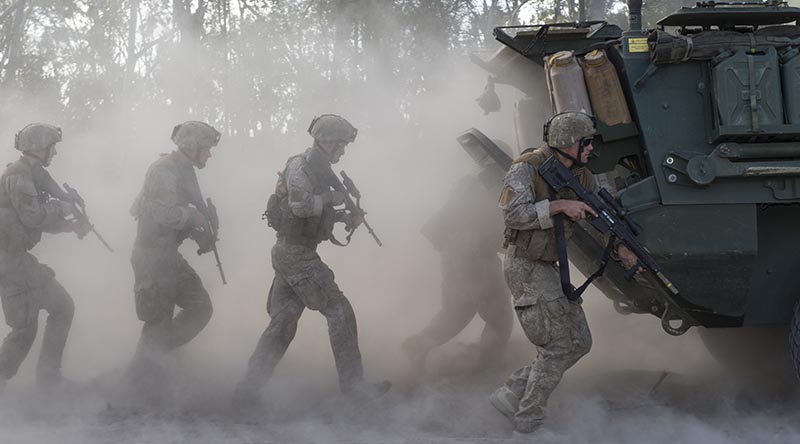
0, 6, 799, 444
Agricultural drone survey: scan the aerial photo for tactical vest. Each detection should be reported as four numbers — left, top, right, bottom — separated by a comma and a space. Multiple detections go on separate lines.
274, 154, 334, 248
132, 154, 200, 249
508, 145, 593, 262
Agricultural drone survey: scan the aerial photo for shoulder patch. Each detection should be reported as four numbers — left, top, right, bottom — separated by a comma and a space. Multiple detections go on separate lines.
499, 186, 515, 206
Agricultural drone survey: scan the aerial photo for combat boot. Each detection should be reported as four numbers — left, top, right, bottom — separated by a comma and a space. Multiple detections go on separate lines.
36, 367, 65, 389
36, 368, 82, 397
345, 379, 392, 405
489, 385, 519, 422
231, 383, 263, 410
510, 427, 561, 443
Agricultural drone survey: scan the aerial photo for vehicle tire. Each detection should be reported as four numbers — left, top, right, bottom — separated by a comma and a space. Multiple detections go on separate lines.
698, 325, 794, 387
791, 299, 800, 381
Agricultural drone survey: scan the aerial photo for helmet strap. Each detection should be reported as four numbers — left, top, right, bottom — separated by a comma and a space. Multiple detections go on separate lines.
179, 147, 202, 167
44, 144, 53, 165
551, 146, 586, 168
23, 148, 49, 166
313, 140, 337, 163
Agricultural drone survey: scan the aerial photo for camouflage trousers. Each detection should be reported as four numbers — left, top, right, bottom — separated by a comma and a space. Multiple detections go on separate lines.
238, 239, 363, 394
0, 253, 74, 383
131, 249, 213, 358
502, 257, 592, 433
409, 254, 512, 363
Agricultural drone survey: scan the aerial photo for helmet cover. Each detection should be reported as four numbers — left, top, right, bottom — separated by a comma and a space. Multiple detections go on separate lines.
15, 123, 62, 152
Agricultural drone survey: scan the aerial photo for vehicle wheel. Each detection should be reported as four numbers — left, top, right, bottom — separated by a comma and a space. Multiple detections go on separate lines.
791, 299, 800, 381
698, 325, 794, 387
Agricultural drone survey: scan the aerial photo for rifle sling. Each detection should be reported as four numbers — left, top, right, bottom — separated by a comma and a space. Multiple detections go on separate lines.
329, 222, 358, 247
548, 186, 615, 302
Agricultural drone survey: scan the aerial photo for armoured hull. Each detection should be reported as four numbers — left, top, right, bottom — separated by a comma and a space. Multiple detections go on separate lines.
467, 2, 800, 336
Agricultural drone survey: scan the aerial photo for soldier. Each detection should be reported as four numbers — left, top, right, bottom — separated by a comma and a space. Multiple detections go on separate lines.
234, 114, 384, 407
489, 112, 638, 435
0, 123, 90, 388
402, 164, 512, 374
128, 121, 220, 389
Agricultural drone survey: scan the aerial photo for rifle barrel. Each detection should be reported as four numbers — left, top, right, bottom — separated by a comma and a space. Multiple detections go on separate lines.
363, 220, 383, 246
91, 227, 114, 252
213, 248, 227, 285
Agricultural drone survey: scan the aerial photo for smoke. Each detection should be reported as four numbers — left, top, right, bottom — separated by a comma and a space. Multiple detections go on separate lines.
0, 4, 799, 444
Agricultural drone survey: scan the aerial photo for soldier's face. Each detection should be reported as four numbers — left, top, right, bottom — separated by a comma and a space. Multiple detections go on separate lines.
578, 138, 594, 164
37, 144, 57, 166
195, 145, 212, 168
563, 138, 593, 165
320, 140, 348, 163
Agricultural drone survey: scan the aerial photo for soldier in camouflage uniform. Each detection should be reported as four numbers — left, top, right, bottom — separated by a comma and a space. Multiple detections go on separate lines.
234, 114, 382, 406
489, 112, 638, 434
402, 165, 512, 373
0, 124, 91, 388
128, 121, 221, 382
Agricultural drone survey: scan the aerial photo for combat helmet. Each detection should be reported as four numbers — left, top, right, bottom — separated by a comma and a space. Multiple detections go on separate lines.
171, 121, 221, 153
15, 124, 62, 152
543, 112, 595, 149
307, 114, 358, 144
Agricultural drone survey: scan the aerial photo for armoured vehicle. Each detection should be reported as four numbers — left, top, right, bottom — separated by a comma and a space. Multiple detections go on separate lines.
460, 0, 800, 378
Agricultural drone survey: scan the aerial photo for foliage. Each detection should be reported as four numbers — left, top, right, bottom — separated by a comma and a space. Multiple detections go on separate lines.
0, 0, 525, 137
0, 0, 721, 138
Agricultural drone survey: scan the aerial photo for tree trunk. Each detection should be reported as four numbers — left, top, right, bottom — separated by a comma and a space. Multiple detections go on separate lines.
126, 0, 139, 79
2, 0, 27, 86
485, 0, 498, 45
171, 0, 208, 114
0, 0, 25, 22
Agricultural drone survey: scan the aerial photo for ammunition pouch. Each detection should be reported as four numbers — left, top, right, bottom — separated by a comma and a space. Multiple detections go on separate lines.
504, 227, 558, 262
275, 198, 334, 249
264, 193, 282, 231
502, 227, 517, 249
270, 152, 337, 249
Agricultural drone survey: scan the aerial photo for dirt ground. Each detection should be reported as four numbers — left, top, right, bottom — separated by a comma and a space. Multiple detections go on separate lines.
2, 332, 798, 444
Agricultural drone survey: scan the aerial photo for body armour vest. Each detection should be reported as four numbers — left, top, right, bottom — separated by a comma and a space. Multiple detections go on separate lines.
510, 145, 593, 262
275, 150, 335, 248
131, 153, 202, 249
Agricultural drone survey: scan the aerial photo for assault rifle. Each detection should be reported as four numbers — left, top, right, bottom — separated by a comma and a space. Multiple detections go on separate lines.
326, 170, 382, 247
194, 197, 227, 285
538, 155, 678, 297
33, 166, 113, 252
62, 183, 114, 252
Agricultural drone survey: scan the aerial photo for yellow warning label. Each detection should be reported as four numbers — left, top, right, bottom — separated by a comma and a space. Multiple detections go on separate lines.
628, 37, 649, 53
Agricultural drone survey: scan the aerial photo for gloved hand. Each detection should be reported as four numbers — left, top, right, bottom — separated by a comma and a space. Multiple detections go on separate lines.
72, 219, 92, 239
187, 207, 206, 228
343, 211, 364, 231
56, 200, 76, 219
191, 228, 215, 255
616, 244, 644, 275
